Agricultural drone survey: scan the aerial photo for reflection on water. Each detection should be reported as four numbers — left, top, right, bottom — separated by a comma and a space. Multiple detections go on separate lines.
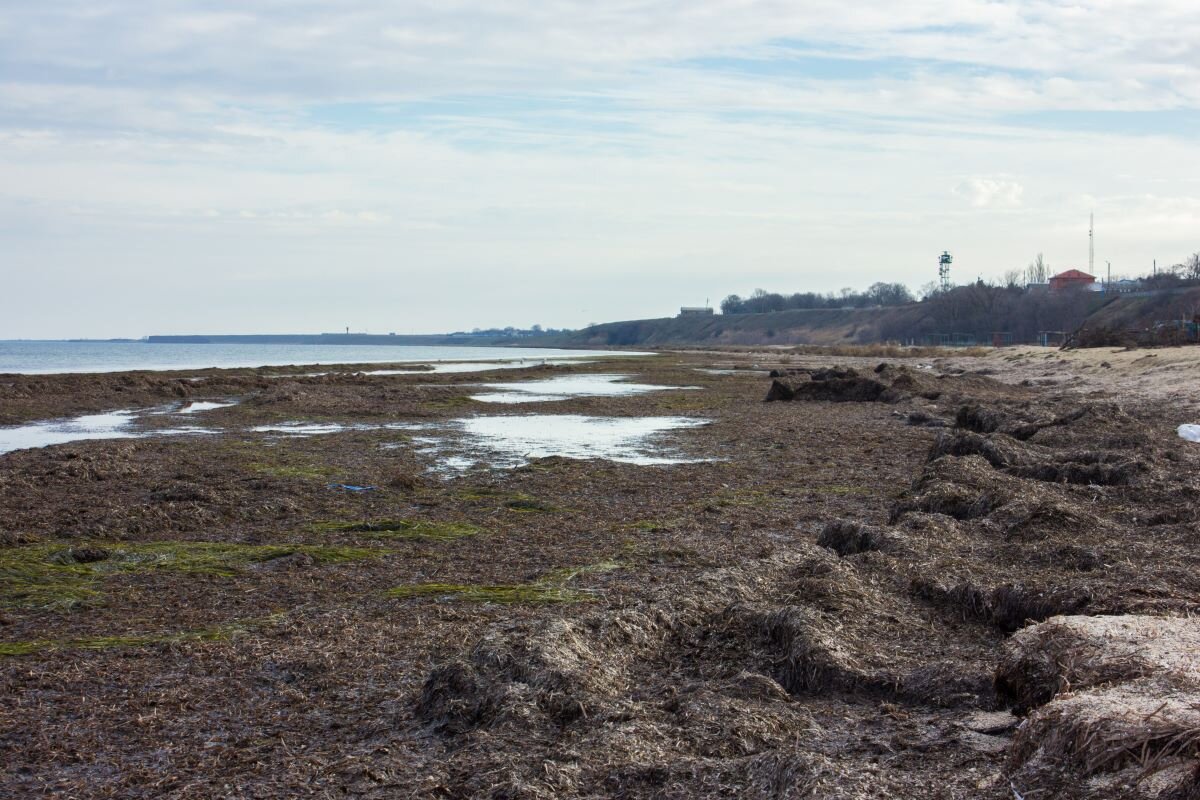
0, 411, 212, 455
407, 413, 709, 470
470, 374, 696, 404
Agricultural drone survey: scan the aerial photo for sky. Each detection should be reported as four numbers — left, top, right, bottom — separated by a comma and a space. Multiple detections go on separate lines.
2, 1, 1200, 338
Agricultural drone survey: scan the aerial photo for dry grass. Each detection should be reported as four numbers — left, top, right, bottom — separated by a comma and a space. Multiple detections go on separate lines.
388, 560, 621, 604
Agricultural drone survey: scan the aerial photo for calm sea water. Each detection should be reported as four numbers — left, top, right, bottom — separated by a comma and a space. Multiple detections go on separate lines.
0, 341, 640, 375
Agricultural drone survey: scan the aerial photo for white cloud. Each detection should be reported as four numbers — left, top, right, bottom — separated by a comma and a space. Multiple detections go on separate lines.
955, 178, 1025, 209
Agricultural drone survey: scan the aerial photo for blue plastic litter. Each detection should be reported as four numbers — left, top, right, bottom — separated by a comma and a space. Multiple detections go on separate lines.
327, 483, 377, 492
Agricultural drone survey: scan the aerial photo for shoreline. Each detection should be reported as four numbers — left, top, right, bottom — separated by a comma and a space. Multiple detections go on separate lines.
0, 341, 648, 377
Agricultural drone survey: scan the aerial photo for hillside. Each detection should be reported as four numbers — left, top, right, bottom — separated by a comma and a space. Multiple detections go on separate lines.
547, 285, 1200, 349
1073, 286, 1200, 331
550, 306, 917, 347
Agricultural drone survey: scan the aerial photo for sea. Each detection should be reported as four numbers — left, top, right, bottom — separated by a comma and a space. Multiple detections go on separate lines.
0, 341, 638, 375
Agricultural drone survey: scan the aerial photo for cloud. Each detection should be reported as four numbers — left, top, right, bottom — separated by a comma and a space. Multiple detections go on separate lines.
955, 178, 1025, 209
2, 2, 1199, 102
1, 2, 1200, 336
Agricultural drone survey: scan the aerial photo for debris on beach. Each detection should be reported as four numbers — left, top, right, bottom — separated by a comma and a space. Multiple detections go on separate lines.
4, 352, 1200, 797
997, 615, 1200, 799
762, 363, 942, 404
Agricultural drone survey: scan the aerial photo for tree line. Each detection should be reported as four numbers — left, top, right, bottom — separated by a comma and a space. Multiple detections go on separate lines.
449, 324, 574, 337
720, 282, 914, 314
722, 250, 1200, 317
710, 250, 1200, 345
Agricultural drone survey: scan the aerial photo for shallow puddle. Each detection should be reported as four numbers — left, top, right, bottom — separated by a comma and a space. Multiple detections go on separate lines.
177, 401, 238, 414
250, 422, 354, 436
0, 411, 212, 455
0, 405, 428, 454
470, 374, 696, 404
408, 413, 709, 470
250, 421, 424, 437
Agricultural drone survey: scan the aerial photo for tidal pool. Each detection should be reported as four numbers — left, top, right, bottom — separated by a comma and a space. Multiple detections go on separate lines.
250, 422, 353, 436
177, 401, 238, 414
250, 421, 425, 437
0, 411, 213, 455
470, 374, 697, 404
406, 414, 709, 470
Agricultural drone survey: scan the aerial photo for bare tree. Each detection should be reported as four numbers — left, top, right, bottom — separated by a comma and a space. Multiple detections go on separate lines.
1026, 253, 1049, 285
1003, 269, 1022, 288
866, 282, 914, 306
1185, 252, 1200, 281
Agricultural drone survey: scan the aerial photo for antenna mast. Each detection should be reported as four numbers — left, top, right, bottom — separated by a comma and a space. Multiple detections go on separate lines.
1089, 213, 1094, 276
938, 251, 953, 292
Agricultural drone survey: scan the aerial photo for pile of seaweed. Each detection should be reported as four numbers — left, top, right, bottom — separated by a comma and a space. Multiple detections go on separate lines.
763, 363, 988, 406
411, 364, 1200, 798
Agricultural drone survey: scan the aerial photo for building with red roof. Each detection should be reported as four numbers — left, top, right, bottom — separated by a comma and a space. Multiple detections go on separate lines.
1048, 269, 1096, 292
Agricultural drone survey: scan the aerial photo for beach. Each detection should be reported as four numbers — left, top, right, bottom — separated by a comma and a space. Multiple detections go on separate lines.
2, 347, 1199, 798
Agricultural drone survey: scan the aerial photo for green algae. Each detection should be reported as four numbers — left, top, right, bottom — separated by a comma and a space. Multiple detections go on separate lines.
0, 542, 375, 609
0, 620, 251, 658
540, 560, 621, 585
249, 462, 334, 480
453, 486, 504, 502
503, 494, 559, 513
705, 488, 775, 509
315, 519, 479, 541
